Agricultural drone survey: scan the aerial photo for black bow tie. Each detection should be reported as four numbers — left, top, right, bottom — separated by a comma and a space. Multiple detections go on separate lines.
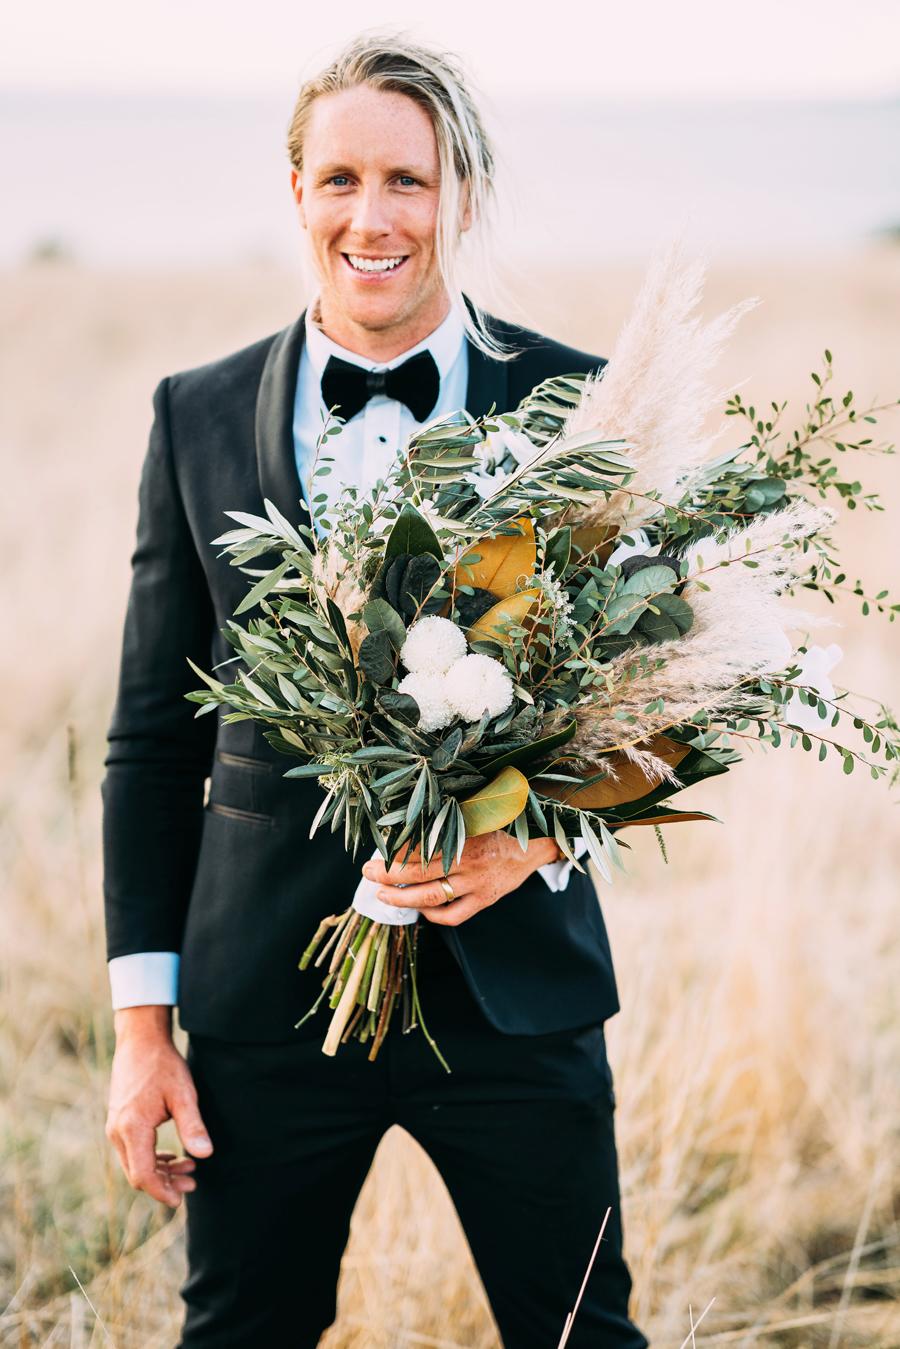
320, 349, 440, 424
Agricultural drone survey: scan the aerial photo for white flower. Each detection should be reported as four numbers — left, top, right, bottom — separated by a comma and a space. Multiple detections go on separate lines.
483, 423, 539, 468
400, 616, 467, 676
782, 643, 843, 733
445, 653, 514, 722
606, 528, 654, 568
463, 423, 539, 499
397, 672, 456, 733
463, 463, 511, 499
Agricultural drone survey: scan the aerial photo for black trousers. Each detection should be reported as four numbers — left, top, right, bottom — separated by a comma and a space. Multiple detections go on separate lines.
177, 923, 649, 1349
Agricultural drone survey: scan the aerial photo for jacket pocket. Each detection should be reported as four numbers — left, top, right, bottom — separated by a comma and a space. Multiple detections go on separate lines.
216, 751, 273, 773
206, 800, 274, 828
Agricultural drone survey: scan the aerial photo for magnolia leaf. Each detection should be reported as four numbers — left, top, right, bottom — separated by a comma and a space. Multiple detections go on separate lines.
459, 766, 530, 837
570, 524, 618, 563
482, 719, 577, 774
456, 518, 536, 598
358, 630, 395, 685
609, 810, 720, 830
385, 503, 443, 562
362, 598, 407, 651
467, 588, 541, 646
377, 690, 420, 723
536, 735, 690, 808
397, 554, 442, 617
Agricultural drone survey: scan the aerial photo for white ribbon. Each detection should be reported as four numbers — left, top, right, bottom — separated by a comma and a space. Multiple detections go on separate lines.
352, 849, 419, 926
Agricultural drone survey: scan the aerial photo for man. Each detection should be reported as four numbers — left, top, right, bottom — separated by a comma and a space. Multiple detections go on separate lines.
102, 34, 649, 1349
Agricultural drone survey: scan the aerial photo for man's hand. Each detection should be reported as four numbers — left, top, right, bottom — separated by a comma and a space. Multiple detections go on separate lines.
106, 1006, 213, 1209
361, 832, 563, 927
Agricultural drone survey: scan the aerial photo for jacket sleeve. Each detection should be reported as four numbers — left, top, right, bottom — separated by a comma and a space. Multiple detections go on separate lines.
101, 376, 217, 959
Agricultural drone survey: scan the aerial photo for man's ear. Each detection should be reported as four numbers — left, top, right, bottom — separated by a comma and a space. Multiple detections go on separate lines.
291, 169, 307, 228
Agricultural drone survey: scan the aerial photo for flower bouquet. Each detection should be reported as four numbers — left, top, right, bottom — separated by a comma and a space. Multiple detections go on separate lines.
187, 246, 899, 1069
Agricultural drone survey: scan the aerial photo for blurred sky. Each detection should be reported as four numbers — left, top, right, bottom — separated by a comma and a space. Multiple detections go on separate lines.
4, 0, 899, 100
3, 1, 898, 268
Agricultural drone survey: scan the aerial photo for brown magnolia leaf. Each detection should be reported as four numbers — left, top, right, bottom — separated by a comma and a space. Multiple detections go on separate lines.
455, 518, 536, 598
467, 588, 541, 646
608, 811, 718, 830
537, 735, 690, 808
570, 524, 618, 565
460, 766, 530, 837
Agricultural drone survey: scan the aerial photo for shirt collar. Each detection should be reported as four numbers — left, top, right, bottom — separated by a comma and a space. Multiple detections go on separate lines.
303, 297, 466, 387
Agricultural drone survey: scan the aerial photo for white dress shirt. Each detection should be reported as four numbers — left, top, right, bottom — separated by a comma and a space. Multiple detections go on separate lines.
108, 300, 583, 1010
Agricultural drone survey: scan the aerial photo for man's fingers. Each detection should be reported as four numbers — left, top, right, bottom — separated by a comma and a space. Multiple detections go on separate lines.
363, 853, 453, 887
156, 1158, 197, 1194
156, 1152, 197, 1173
169, 1092, 214, 1158
376, 874, 472, 910
421, 894, 483, 927
118, 1119, 177, 1201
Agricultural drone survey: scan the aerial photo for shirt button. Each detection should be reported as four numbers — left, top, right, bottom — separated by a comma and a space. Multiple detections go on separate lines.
378, 435, 387, 443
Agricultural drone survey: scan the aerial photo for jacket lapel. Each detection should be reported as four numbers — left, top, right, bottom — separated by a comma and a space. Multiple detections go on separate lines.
463, 300, 510, 419
254, 310, 310, 530
464, 332, 510, 420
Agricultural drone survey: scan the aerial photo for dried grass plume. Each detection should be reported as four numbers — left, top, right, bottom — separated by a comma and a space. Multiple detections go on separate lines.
562, 239, 759, 529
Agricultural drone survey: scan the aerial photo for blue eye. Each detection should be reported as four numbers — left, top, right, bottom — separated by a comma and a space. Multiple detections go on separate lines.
330, 175, 350, 186
398, 175, 417, 187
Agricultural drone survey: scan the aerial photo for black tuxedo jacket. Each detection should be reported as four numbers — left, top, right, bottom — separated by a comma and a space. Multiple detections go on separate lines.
101, 303, 622, 1042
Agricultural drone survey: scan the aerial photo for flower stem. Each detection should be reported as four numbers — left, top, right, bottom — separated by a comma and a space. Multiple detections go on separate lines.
323, 925, 376, 1056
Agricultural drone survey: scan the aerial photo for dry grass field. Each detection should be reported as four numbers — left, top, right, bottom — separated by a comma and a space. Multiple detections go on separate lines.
1, 248, 898, 1346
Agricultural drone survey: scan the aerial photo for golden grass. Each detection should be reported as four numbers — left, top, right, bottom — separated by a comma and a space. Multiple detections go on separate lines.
1, 249, 899, 1346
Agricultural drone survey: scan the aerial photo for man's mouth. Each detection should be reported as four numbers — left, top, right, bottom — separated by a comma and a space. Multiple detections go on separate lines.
342, 253, 409, 276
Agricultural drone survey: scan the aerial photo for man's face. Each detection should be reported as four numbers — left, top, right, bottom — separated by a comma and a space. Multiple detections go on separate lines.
292, 85, 467, 342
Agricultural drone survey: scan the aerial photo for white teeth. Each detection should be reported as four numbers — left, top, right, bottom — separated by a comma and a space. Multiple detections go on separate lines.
346, 254, 405, 272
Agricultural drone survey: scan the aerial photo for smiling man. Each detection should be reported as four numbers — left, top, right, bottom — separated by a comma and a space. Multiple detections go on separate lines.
102, 33, 649, 1349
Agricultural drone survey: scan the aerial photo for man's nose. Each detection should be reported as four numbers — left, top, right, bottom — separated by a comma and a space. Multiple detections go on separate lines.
350, 186, 392, 239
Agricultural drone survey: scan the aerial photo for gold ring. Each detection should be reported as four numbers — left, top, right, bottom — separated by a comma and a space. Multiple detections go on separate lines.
438, 877, 455, 903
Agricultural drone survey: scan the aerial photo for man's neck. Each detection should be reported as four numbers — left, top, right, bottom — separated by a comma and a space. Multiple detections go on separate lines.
313, 293, 453, 363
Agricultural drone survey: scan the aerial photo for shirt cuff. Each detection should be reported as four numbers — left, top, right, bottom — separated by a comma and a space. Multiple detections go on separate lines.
108, 952, 180, 1009
537, 838, 590, 893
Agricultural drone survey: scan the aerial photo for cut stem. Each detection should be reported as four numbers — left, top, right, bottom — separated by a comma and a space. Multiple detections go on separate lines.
323, 925, 376, 1056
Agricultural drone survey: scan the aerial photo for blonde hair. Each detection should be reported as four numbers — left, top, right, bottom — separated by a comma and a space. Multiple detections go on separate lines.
286, 31, 517, 360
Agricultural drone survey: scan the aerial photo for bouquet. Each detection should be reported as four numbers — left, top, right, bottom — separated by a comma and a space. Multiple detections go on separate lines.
187, 246, 899, 1070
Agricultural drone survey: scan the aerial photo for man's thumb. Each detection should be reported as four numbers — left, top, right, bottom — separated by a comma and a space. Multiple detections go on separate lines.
171, 1094, 214, 1157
